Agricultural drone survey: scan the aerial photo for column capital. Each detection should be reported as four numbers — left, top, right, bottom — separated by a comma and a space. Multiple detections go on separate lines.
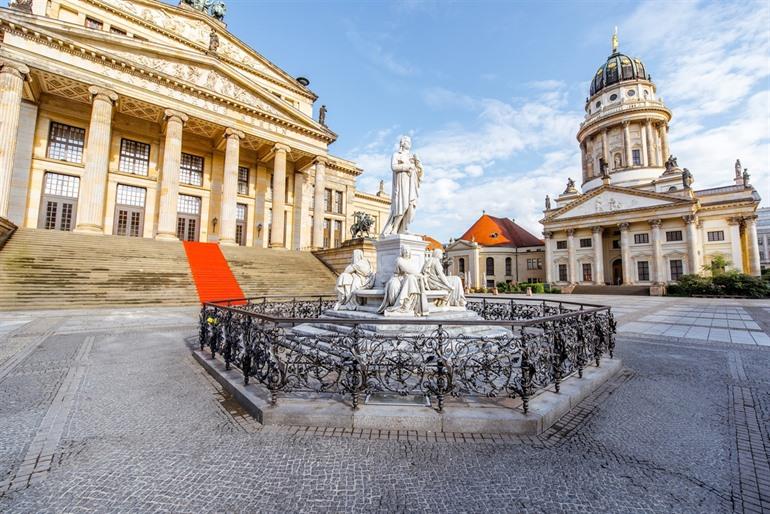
592, 226, 603, 234
164, 109, 188, 125
682, 214, 697, 225
727, 216, 742, 226
0, 59, 30, 80
622, 120, 630, 127
313, 155, 329, 166
743, 214, 758, 224
543, 230, 553, 239
566, 229, 575, 237
648, 218, 662, 227
224, 127, 245, 140
273, 142, 291, 154
618, 222, 630, 231
88, 86, 118, 104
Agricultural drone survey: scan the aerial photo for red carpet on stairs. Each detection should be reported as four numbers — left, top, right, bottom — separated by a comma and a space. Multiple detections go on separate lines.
182, 242, 245, 304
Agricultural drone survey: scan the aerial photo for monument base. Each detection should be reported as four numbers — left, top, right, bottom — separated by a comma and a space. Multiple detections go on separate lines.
374, 233, 427, 287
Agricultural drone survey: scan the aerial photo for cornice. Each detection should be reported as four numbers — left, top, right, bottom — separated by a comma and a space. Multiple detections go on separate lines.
577, 103, 671, 141
0, 15, 336, 144
354, 190, 391, 205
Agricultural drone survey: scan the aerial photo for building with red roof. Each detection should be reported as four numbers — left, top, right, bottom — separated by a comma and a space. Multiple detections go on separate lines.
445, 213, 545, 289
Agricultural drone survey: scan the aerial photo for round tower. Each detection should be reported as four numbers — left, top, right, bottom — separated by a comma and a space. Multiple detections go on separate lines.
577, 29, 672, 192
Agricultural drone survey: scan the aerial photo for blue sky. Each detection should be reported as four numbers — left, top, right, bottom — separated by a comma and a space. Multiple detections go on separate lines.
226, 0, 770, 242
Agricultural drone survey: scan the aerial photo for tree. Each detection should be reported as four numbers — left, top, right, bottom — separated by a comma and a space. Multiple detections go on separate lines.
702, 254, 731, 277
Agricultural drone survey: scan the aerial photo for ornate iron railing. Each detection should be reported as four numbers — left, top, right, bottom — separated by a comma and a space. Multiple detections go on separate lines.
198, 295, 616, 414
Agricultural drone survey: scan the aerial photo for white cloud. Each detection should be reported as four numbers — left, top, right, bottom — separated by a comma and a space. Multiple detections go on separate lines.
345, 28, 418, 77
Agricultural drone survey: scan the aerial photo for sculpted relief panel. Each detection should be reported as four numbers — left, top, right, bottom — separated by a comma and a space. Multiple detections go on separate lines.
555, 191, 673, 220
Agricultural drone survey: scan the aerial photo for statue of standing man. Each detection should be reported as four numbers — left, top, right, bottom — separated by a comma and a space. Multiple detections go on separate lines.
381, 136, 423, 236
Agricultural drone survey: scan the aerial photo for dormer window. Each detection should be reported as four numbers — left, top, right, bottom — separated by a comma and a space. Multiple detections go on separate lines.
490, 232, 499, 239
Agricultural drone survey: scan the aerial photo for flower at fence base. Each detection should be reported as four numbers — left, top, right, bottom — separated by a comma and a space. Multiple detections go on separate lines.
206, 316, 219, 326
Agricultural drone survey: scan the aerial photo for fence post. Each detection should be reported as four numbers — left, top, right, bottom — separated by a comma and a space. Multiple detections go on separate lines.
435, 324, 446, 413
520, 327, 531, 414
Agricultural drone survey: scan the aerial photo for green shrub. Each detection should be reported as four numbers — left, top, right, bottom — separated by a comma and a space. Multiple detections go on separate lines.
667, 272, 770, 298
531, 283, 545, 294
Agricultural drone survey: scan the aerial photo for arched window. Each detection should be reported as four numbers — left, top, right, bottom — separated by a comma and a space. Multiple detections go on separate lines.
486, 257, 495, 276
458, 258, 465, 273
505, 257, 512, 276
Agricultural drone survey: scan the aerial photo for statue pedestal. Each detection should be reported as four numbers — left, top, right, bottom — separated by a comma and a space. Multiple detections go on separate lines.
374, 234, 427, 287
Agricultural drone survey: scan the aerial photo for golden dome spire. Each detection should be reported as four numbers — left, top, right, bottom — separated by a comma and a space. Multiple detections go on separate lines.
612, 26, 619, 53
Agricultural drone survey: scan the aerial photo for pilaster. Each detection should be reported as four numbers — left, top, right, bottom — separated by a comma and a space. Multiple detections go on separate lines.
0, 59, 29, 220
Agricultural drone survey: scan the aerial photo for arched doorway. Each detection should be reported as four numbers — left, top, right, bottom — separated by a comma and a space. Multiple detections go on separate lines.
611, 258, 623, 285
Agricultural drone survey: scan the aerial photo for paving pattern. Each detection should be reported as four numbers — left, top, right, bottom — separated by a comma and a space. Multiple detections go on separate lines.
0, 297, 768, 512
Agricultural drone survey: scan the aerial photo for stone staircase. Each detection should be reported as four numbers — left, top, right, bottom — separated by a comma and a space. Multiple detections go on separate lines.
0, 228, 337, 310
221, 245, 336, 298
571, 285, 650, 296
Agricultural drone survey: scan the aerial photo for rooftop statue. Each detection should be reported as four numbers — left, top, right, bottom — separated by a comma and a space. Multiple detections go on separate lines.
682, 168, 693, 189
319, 105, 327, 126
743, 168, 750, 187
381, 136, 423, 236
664, 155, 679, 173
563, 178, 577, 194
181, 0, 226, 21
735, 159, 742, 180
545, 195, 551, 210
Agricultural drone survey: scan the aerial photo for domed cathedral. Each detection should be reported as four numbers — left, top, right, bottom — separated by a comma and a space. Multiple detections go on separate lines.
541, 30, 762, 295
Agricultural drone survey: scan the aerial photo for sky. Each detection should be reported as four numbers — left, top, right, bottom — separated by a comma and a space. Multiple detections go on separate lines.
224, 0, 770, 242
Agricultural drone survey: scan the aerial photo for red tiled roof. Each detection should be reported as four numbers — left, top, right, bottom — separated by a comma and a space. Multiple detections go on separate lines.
458, 214, 543, 248
422, 235, 443, 250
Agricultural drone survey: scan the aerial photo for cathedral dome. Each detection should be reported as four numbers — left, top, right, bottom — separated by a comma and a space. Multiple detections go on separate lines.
589, 31, 650, 96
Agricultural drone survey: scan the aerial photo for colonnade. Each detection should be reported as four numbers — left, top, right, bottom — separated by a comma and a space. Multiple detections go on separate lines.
0, 58, 331, 249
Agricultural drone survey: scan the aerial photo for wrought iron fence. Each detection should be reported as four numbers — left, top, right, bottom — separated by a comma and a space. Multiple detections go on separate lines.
198, 295, 616, 413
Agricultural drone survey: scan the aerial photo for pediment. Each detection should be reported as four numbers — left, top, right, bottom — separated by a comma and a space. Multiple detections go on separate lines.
550, 187, 688, 221
446, 240, 476, 251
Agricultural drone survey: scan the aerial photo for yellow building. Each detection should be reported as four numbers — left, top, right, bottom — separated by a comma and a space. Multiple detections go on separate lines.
0, 0, 389, 250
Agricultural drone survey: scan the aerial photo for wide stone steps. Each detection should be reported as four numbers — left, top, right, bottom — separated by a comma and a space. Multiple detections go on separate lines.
0, 228, 336, 310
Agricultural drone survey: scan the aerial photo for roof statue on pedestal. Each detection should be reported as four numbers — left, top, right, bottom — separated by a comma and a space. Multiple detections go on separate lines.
682, 168, 693, 189
664, 155, 679, 174
735, 159, 742, 180
180, 0, 226, 21
545, 195, 551, 210
563, 178, 577, 194
743, 168, 751, 187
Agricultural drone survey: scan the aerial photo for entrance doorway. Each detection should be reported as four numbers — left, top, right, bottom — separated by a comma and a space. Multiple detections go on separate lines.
38, 172, 79, 231
611, 258, 623, 285
235, 203, 247, 246
176, 194, 201, 242
113, 184, 146, 237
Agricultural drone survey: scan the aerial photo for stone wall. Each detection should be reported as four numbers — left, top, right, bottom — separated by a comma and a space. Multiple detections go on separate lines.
313, 238, 377, 275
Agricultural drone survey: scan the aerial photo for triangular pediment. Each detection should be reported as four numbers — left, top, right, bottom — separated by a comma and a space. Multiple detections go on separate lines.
446, 239, 476, 251
8, 10, 327, 134
548, 186, 691, 221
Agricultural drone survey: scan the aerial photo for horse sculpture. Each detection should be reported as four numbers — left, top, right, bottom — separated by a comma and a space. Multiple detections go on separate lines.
350, 211, 375, 239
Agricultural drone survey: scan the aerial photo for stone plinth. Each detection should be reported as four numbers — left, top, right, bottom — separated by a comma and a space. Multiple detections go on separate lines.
313, 238, 377, 275
375, 233, 427, 287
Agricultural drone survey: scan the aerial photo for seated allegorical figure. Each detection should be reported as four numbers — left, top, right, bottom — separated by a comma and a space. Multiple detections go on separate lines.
378, 246, 429, 316
333, 249, 374, 311
422, 248, 467, 308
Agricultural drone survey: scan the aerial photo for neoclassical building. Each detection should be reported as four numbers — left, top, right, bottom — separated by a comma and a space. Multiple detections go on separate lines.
446, 214, 545, 289
541, 34, 762, 293
0, 0, 389, 249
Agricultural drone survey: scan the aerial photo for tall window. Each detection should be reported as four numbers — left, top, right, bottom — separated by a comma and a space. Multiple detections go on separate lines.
323, 219, 331, 248
707, 231, 725, 242
179, 153, 204, 186
666, 230, 683, 242
235, 203, 247, 246
237, 166, 249, 195
632, 149, 641, 165
558, 264, 568, 282
634, 233, 649, 244
582, 263, 592, 282
47, 122, 85, 163
44, 172, 80, 198
324, 188, 333, 213
579, 238, 592, 248
556, 240, 567, 250
537, 258, 543, 269
485, 257, 494, 276
459, 258, 465, 274
118, 139, 150, 176
670, 259, 683, 281
334, 191, 344, 214
177, 194, 201, 215
637, 261, 650, 281
505, 257, 512, 276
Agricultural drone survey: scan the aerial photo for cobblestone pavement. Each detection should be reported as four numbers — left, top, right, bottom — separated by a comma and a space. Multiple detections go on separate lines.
0, 298, 768, 513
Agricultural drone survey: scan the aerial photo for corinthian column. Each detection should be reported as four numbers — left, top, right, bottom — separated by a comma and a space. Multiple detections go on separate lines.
684, 215, 699, 274
640, 123, 649, 167
543, 231, 553, 283
659, 123, 670, 162
645, 119, 656, 166
270, 143, 290, 248
592, 226, 604, 285
0, 60, 29, 219
650, 219, 664, 283
619, 223, 633, 285
74, 86, 118, 234
745, 215, 761, 276
312, 156, 327, 249
219, 128, 244, 246
728, 218, 744, 273
156, 109, 188, 240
